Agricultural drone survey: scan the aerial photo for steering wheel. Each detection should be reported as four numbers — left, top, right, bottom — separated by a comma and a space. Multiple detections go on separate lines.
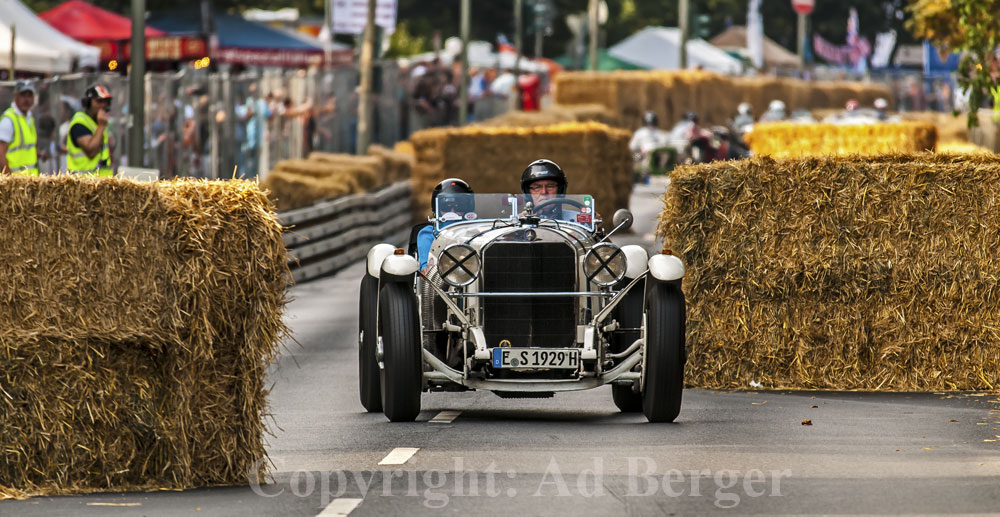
532, 198, 586, 213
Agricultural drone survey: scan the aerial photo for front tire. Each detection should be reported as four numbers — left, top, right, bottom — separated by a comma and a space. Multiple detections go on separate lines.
379, 281, 422, 422
358, 273, 382, 412
642, 281, 686, 423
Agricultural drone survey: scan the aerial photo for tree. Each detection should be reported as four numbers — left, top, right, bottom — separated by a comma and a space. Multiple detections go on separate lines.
906, 0, 1000, 125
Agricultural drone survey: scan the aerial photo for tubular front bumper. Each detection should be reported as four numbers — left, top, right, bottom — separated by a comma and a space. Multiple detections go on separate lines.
421, 348, 641, 392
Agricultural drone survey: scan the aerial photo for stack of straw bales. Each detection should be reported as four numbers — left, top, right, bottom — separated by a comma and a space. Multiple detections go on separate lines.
261, 145, 413, 212
554, 70, 892, 129
476, 103, 622, 128
409, 121, 632, 220
936, 141, 995, 154
744, 121, 937, 157
0, 176, 289, 498
658, 153, 1000, 390
900, 111, 969, 144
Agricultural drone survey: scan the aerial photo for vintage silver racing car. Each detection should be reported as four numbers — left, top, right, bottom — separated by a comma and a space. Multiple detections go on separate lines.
358, 192, 686, 422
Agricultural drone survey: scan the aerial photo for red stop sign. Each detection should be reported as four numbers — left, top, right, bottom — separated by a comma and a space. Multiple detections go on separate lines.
792, 0, 814, 15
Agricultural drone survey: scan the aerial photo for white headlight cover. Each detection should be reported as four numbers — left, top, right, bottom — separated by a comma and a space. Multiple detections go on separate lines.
584, 243, 627, 286
437, 244, 481, 286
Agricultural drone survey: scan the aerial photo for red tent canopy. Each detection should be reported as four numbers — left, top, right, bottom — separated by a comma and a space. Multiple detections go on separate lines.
40, 0, 166, 41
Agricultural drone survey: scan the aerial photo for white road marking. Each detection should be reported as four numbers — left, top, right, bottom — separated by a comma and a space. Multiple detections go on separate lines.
429, 410, 461, 424
317, 498, 363, 516
377, 447, 419, 465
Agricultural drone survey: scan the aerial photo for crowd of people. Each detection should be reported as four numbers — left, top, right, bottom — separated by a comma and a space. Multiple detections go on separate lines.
398, 57, 543, 134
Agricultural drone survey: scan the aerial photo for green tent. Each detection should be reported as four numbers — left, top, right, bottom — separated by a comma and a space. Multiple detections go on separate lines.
554, 49, 646, 71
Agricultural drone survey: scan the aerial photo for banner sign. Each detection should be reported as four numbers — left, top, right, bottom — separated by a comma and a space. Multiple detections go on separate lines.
332, 0, 397, 35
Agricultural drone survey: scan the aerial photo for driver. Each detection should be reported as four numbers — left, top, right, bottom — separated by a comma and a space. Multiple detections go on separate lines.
418, 178, 474, 271
521, 158, 574, 220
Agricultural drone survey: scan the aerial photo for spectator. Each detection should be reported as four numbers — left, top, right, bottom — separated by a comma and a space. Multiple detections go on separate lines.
240, 84, 270, 179
314, 96, 337, 152
467, 66, 487, 122
0, 80, 40, 176
410, 66, 437, 133
489, 68, 516, 98
66, 83, 113, 177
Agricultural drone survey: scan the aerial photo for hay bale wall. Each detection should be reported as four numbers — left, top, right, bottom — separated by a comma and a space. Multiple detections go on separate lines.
744, 121, 937, 157
554, 71, 893, 129
409, 121, 632, 220
261, 148, 413, 212
899, 112, 969, 143
658, 153, 1000, 390
477, 104, 622, 128
0, 176, 289, 498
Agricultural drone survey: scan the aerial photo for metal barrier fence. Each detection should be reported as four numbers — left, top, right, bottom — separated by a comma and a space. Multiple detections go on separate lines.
279, 180, 412, 283
1, 62, 404, 179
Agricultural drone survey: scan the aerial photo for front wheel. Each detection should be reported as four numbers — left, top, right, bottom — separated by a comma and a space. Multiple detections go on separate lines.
358, 273, 382, 412
379, 281, 422, 422
642, 281, 686, 423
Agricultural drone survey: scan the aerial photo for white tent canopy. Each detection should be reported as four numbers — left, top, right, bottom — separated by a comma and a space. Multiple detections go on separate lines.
0, 0, 100, 73
609, 27, 743, 74
403, 37, 547, 74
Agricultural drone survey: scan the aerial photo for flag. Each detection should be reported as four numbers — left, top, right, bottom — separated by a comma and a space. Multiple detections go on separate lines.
870, 30, 896, 69
496, 34, 516, 53
845, 7, 871, 67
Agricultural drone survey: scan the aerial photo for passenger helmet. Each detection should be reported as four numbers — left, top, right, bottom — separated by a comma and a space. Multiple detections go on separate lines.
520, 159, 567, 195
82, 83, 113, 109
767, 99, 785, 113
431, 178, 474, 212
845, 99, 859, 111
873, 97, 888, 110
642, 111, 658, 127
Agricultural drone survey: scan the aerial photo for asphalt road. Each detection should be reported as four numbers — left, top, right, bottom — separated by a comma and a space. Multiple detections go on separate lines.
4, 179, 1000, 516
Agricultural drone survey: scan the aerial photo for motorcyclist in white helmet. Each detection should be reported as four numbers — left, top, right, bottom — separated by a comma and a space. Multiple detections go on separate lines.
629, 111, 670, 182
758, 100, 786, 122
732, 102, 754, 134
874, 98, 890, 121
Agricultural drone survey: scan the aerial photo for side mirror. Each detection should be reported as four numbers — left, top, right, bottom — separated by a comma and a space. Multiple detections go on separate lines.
612, 209, 633, 232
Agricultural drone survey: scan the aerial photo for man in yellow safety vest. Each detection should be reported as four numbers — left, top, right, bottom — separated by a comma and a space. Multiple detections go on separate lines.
0, 80, 39, 176
66, 83, 113, 177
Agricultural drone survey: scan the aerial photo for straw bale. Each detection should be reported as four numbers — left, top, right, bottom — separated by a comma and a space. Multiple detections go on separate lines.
393, 140, 416, 156
0, 175, 289, 498
477, 104, 622, 128
554, 71, 892, 127
409, 122, 632, 222
368, 144, 415, 183
936, 141, 995, 154
657, 153, 1000, 390
262, 148, 405, 211
900, 111, 970, 143
260, 170, 358, 212
744, 122, 937, 157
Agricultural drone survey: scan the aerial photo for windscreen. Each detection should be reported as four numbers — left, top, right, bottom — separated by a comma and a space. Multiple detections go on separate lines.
434, 193, 519, 232
433, 193, 597, 232
521, 193, 597, 231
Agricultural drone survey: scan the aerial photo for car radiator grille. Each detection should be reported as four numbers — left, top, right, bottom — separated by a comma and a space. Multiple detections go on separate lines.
481, 242, 576, 348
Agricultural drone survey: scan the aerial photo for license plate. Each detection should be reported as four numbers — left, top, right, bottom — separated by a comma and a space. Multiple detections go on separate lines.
491, 348, 580, 369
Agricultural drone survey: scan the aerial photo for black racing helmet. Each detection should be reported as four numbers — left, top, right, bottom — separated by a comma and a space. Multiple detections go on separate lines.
642, 110, 658, 127
520, 159, 567, 195
82, 83, 113, 109
431, 177, 474, 213
684, 111, 699, 123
